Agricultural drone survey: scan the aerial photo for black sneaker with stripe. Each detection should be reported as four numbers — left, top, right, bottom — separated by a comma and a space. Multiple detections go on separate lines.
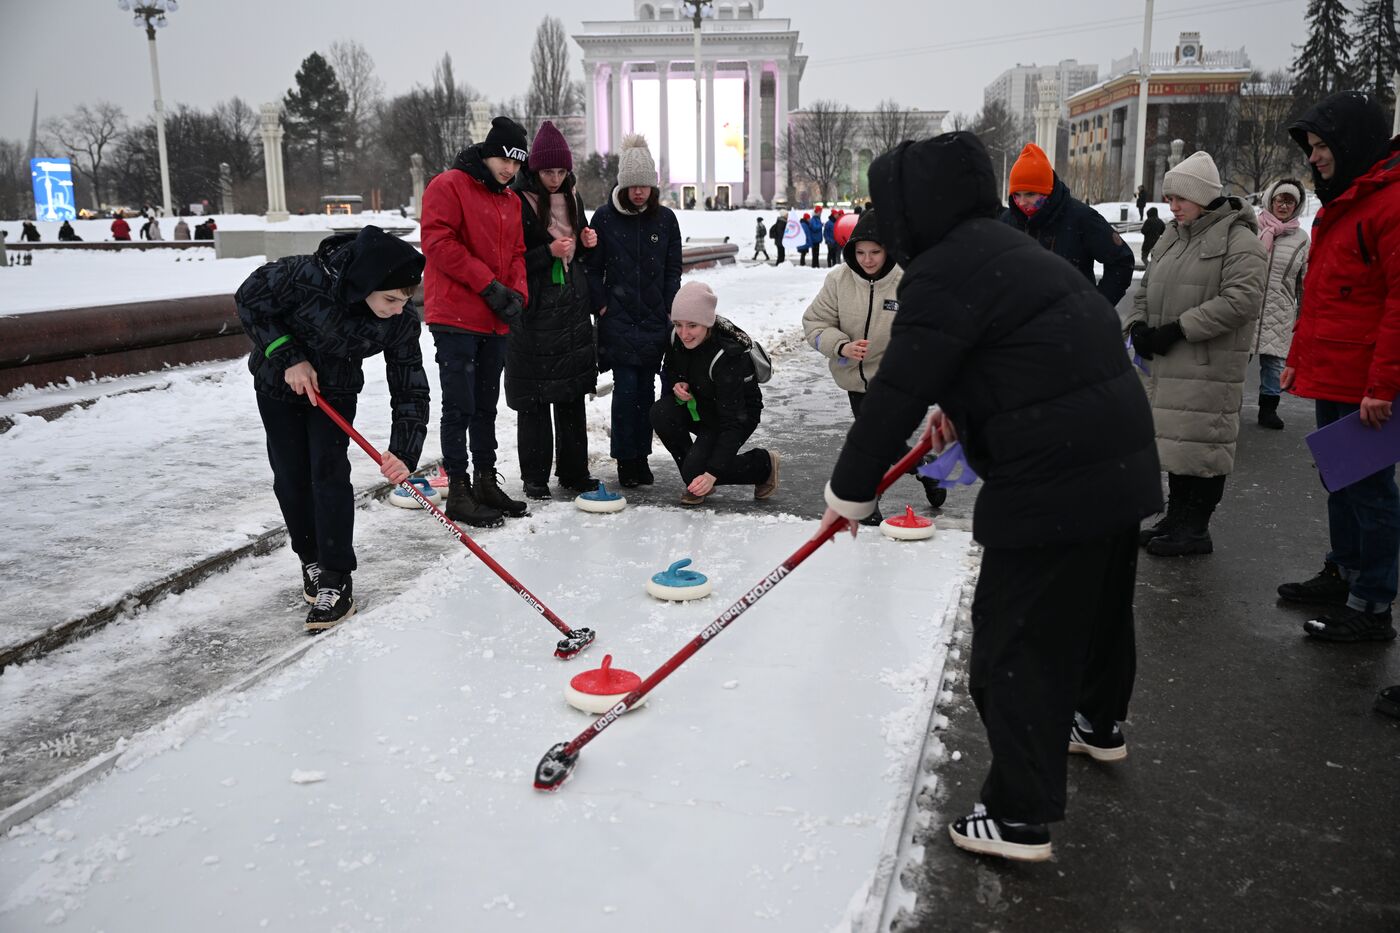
301, 561, 320, 605
1068, 713, 1127, 762
305, 573, 354, 633
948, 803, 1052, 862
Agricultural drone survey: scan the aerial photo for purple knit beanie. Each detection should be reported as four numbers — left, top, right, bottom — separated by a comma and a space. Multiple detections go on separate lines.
528, 120, 573, 172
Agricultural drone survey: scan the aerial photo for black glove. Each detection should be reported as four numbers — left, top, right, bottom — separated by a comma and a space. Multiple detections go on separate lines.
497, 292, 525, 326
479, 279, 522, 314
1145, 321, 1185, 356
1129, 322, 1154, 360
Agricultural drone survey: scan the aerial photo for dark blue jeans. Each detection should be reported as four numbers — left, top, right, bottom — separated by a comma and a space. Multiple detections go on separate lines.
610, 363, 659, 459
433, 330, 507, 478
1317, 399, 1400, 611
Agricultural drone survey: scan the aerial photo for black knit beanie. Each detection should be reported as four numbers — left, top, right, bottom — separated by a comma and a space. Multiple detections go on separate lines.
481, 116, 530, 163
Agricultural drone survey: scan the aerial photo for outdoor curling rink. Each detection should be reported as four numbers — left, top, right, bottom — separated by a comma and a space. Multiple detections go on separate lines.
0, 504, 975, 932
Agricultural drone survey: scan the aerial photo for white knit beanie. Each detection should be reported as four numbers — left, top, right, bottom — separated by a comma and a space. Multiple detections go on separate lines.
1162, 151, 1222, 207
616, 133, 659, 189
1265, 180, 1305, 211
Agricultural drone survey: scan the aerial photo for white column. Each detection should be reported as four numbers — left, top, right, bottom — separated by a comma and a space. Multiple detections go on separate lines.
584, 61, 598, 156
747, 60, 762, 204
704, 62, 717, 201
260, 102, 288, 222
658, 60, 671, 190
609, 61, 623, 154
773, 63, 788, 204
1133, 1, 1155, 191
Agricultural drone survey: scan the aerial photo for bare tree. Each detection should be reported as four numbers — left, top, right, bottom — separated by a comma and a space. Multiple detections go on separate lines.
947, 111, 977, 132
527, 16, 582, 119
863, 100, 932, 156
376, 53, 483, 178
44, 101, 126, 209
327, 39, 384, 151
1237, 69, 1302, 196
973, 100, 1021, 196
783, 100, 857, 202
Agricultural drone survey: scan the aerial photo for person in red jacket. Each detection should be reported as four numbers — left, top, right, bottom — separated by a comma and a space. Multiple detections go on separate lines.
1277, 91, 1400, 656
421, 116, 532, 527
110, 212, 131, 241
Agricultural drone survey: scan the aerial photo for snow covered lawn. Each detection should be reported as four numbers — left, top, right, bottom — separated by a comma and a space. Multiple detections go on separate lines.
0, 505, 973, 930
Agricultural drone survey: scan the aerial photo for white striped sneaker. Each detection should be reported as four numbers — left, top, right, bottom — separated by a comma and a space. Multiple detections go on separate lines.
1068, 713, 1128, 762
948, 803, 1052, 862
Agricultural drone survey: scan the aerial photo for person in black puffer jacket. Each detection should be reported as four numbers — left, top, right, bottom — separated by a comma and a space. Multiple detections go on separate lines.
1000, 143, 1136, 308
507, 121, 602, 500
236, 225, 429, 632
650, 281, 779, 506
823, 132, 1161, 864
584, 134, 683, 488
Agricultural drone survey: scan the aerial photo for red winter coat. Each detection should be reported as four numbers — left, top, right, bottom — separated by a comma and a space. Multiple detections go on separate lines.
111, 218, 131, 241
1287, 142, 1400, 403
420, 148, 528, 335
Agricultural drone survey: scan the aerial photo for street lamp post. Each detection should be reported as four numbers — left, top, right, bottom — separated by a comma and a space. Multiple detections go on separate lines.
684, 1, 712, 209
1133, 0, 1155, 194
118, 0, 176, 217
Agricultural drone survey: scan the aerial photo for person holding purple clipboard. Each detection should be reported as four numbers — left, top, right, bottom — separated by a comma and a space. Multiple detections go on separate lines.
1276, 91, 1400, 678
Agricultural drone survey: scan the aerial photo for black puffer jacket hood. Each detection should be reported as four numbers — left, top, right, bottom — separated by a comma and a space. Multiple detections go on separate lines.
867, 132, 1001, 267
1289, 91, 1394, 204
317, 225, 425, 306
453, 143, 508, 193
841, 209, 896, 281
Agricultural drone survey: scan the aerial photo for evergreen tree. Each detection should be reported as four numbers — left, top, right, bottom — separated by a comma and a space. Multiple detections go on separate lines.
284, 52, 350, 193
1351, 0, 1400, 110
1293, 0, 1356, 107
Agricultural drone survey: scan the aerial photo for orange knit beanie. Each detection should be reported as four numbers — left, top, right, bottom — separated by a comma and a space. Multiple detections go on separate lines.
1008, 143, 1054, 196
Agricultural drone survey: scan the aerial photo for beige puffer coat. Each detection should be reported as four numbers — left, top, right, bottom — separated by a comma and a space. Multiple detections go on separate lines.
1254, 217, 1309, 359
1124, 198, 1267, 477
801, 262, 904, 393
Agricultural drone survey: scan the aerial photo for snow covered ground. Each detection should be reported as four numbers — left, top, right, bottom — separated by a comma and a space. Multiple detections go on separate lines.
0, 253, 978, 929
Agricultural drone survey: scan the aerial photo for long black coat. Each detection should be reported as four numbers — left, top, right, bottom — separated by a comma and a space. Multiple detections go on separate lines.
831, 133, 1161, 548
1140, 214, 1165, 259
999, 176, 1136, 307
585, 187, 683, 372
504, 170, 598, 411
661, 329, 764, 476
235, 233, 430, 469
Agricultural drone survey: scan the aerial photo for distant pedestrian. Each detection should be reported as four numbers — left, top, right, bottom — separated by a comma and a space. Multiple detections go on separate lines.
1135, 184, 1148, 220
58, 220, 81, 242
768, 213, 786, 265
808, 204, 825, 267
1276, 90, 1400, 655
173, 218, 191, 241
140, 216, 163, 241
0, 229, 7, 267
1139, 207, 1165, 267
111, 214, 131, 241
21, 220, 40, 242
796, 213, 811, 265
753, 217, 770, 260
234, 226, 428, 633
1252, 178, 1309, 430
823, 210, 839, 267
1126, 150, 1267, 558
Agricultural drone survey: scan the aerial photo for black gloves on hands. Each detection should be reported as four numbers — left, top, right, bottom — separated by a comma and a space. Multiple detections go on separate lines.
479, 280, 525, 324
1129, 321, 1185, 359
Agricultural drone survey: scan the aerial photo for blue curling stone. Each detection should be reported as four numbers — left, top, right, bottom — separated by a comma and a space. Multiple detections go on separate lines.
646, 558, 713, 601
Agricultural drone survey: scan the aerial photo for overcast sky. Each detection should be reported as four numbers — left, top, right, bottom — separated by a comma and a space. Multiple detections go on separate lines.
2, 0, 1310, 143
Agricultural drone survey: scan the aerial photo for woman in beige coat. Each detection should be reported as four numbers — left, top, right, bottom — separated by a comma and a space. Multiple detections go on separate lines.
803, 209, 943, 520
1125, 150, 1267, 557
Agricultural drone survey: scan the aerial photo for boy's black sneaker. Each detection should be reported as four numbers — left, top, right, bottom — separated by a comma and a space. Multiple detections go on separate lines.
522, 480, 552, 500
301, 561, 320, 605
305, 573, 353, 633
1302, 606, 1397, 643
473, 468, 528, 517
1068, 714, 1127, 762
948, 804, 1052, 862
1278, 561, 1350, 606
445, 475, 504, 528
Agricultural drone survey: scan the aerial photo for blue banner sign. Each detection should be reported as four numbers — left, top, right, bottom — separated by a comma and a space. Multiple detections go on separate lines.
31, 158, 76, 222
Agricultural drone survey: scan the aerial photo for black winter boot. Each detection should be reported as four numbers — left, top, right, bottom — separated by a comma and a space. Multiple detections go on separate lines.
473, 467, 528, 517
1139, 474, 1183, 546
445, 474, 504, 528
522, 479, 552, 500
1258, 393, 1284, 430
618, 458, 653, 488
1146, 476, 1221, 557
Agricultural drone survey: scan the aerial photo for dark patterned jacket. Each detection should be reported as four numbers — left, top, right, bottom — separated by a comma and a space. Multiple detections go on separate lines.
235, 234, 430, 468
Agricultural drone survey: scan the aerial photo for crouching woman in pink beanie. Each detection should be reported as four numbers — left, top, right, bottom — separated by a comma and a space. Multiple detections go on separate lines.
649, 281, 781, 506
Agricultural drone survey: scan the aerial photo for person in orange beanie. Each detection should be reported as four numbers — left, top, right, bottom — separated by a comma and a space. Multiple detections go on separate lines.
1000, 142, 1135, 307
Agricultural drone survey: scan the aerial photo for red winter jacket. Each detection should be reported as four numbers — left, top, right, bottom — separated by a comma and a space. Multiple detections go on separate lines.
1287, 142, 1400, 403
421, 147, 528, 335
110, 218, 131, 241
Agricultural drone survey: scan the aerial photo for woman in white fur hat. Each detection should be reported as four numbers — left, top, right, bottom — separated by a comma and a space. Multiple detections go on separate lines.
1123, 149, 1267, 558
1252, 178, 1310, 430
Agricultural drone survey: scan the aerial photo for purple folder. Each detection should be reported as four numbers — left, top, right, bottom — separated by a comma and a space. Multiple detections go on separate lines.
1305, 410, 1400, 492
